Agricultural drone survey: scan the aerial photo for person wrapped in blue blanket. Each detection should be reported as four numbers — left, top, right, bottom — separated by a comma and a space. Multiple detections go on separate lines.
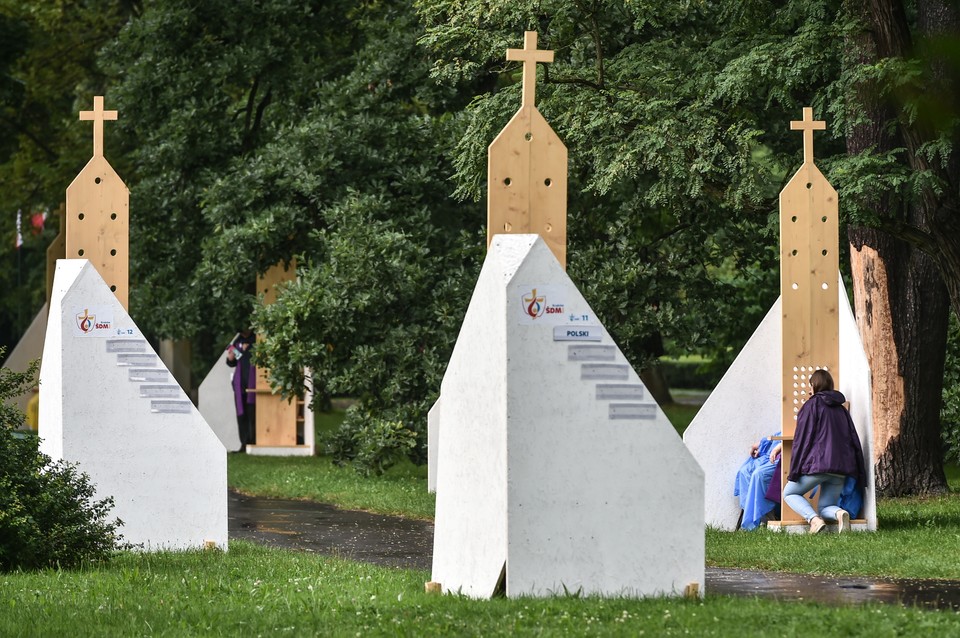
734, 432, 782, 530
735, 430, 863, 530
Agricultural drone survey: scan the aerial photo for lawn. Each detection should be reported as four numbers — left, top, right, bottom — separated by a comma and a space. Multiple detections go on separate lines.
6, 406, 960, 635
228, 454, 434, 520
228, 407, 960, 582
3, 542, 959, 637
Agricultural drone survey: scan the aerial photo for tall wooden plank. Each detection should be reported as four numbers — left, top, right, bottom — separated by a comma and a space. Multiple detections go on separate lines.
778, 107, 840, 523
45, 204, 66, 304
254, 261, 298, 447
487, 31, 568, 268
65, 96, 129, 310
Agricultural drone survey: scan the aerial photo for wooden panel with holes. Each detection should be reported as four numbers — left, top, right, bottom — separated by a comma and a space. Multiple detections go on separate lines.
777, 108, 840, 524
487, 31, 567, 269
66, 97, 129, 310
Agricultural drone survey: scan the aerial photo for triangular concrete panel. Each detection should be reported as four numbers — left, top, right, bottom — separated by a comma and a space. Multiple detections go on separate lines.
683, 275, 876, 531
2, 302, 48, 415
198, 338, 243, 452
39, 260, 227, 550
432, 235, 704, 598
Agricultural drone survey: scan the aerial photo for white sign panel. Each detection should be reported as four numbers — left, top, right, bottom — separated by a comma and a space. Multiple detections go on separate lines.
554, 325, 603, 342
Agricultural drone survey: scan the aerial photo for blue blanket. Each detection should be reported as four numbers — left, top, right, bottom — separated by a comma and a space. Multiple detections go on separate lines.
735, 432, 864, 530
734, 434, 779, 530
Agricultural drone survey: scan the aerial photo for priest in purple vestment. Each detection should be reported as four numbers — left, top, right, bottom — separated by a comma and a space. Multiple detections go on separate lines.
226, 329, 257, 452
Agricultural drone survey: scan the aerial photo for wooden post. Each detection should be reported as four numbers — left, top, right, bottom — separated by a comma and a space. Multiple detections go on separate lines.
45, 204, 66, 305
777, 107, 840, 524
66, 96, 129, 309
252, 261, 302, 447
487, 31, 568, 268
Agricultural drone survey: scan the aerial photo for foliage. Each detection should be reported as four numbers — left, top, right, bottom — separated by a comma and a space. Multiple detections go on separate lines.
0, 1, 134, 351
942, 312, 960, 464
102, 0, 364, 340
416, 1, 856, 370
326, 408, 419, 476
0, 348, 124, 571
101, 1, 486, 471
659, 356, 724, 391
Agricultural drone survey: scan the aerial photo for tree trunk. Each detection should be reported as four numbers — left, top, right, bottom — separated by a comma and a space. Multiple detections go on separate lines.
844, 0, 954, 495
849, 231, 949, 495
640, 364, 673, 407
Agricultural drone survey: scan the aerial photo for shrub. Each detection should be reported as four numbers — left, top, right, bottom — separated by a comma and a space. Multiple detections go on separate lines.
942, 313, 960, 465
659, 356, 724, 390
0, 350, 124, 571
325, 406, 418, 477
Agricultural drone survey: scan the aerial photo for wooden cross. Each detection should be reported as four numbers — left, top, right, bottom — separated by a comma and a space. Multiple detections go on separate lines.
790, 107, 826, 166
79, 96, 118, 158
507, 31, 554, 108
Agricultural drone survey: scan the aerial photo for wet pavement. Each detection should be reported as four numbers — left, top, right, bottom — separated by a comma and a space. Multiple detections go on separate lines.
229, 490, 433, 570
229, 490, 960, 610
708, 567, 960, 611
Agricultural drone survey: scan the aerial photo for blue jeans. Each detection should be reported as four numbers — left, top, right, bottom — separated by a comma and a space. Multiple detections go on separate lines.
783, 473, 846, 522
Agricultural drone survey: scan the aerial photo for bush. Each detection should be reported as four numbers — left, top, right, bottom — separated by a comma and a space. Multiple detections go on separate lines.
659, 356, 724, 390
0, 350, 124, 571
942, 313, 960, 465
325, 405, 418, 477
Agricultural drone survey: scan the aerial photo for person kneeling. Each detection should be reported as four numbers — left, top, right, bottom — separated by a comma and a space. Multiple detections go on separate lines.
783, 369, 866, 534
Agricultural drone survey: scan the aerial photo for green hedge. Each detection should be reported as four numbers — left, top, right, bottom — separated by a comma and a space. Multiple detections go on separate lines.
659, 357, 724, 390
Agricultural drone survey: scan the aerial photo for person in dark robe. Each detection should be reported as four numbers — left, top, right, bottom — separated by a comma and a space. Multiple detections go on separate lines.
782, 369, 866, 534
226, 329, 257, 452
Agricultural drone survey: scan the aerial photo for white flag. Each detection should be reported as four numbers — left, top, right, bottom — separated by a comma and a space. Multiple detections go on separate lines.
15, 209, 22, 249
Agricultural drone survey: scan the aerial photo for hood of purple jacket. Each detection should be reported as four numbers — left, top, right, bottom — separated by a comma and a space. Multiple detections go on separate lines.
788, 390, 867, 487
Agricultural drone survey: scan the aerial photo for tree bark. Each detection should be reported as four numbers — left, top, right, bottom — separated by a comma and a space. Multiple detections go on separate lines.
849, 232, 949, 495
640, 364, 674, 407
843, 0, 955, 495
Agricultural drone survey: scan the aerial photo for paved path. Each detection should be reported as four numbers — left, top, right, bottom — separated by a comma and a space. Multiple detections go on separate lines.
229, 490, 433, 571
229, 490, 960, 610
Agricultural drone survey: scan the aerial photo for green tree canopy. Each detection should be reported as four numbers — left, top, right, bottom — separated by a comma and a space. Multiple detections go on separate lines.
416, 0, 959, 493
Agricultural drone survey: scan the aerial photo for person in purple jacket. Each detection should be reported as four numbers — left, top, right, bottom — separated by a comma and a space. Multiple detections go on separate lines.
783, 369, 867, 534
226, 329, 257, 453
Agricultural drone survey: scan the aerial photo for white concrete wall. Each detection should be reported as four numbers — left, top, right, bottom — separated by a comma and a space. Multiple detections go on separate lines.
198, 338, 242, 452
199, 338, 316, 456
838, 282, 877, 528
682, 301, 781, 530
432, 235, 704, 598
2, 302, 48, 416
683, 276, 876, 531
39, 260, 228, 550
432, 237, 511, 598
427, 398, 439, 493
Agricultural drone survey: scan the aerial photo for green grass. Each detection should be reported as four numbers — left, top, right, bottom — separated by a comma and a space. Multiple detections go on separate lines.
707, 473, 960, 579
7, 411, 960, 634
3, 541, 959, 637
228, 453, 960, 581
313, 407, 346, 440
661, 401, 701, 434
229, 454, 435, 520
